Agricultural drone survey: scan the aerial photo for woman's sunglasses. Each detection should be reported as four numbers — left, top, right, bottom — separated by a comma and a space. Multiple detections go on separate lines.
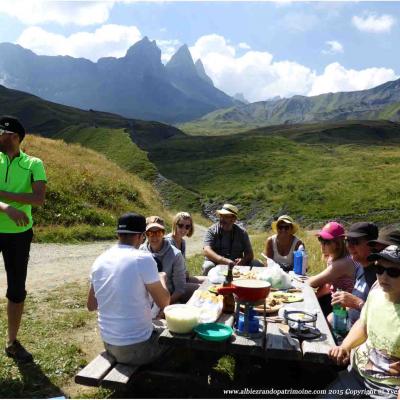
177, 223, 191, 230
146, 230, 164, 237
318, 237, 332, 245
372, 264, 400, 278
278, 225, 291, 231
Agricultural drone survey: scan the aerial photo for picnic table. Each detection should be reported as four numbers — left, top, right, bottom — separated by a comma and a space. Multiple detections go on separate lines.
158, 278, 336, 364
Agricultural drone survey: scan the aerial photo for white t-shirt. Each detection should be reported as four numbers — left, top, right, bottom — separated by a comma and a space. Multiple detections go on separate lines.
90, 244, 159, 346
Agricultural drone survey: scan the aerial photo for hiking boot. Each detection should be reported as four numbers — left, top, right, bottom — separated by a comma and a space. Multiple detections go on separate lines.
5, 340, 33, 363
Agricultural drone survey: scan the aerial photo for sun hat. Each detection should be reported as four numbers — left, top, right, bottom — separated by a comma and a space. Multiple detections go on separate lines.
116, 212, 146, 234
0, 115, 25, 141
346, 222, 378, 240
216, 204, 239, 218
271, 215, 299, 234
316, 221, 345, 240
367, 245, 400, 264
146, 215, 165, 231
368, 227, 400, 248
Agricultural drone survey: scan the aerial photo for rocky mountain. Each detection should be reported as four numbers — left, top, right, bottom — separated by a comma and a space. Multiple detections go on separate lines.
0, 38, 235, 123
186, 77, 400, 133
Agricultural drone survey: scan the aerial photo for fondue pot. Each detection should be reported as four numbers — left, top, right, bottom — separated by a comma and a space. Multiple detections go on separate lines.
217, 279, 271, 302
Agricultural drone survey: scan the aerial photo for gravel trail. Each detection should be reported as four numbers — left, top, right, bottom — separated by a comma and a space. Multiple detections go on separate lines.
0, 224, 207, 294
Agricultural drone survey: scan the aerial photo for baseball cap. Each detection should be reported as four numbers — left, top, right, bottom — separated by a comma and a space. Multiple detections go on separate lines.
146, 216, 165, 231
346, 222, 378, 240
367, 245, 400, 264
316, 221, 345, 240
368, 227, 400, 248
116, 212, 146, 234
0, 115, 25, 141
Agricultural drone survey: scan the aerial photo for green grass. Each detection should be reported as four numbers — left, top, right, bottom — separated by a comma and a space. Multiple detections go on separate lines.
147, 121, 400, 227
22, 135, 169, 243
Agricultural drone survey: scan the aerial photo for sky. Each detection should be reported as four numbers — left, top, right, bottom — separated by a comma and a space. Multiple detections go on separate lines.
0, 0, 399, 102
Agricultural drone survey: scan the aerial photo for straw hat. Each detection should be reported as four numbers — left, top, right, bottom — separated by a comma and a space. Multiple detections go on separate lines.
216, 204, 239, 218
271, 215, 299, 234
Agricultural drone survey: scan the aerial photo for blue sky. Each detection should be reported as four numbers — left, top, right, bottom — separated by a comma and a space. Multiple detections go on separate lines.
0, 1, 399, 102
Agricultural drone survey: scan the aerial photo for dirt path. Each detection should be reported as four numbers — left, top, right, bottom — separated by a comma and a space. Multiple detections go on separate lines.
0, 224, 207, 294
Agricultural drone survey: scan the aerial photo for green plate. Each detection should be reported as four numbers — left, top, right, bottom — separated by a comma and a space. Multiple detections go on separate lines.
194, 323, 233, 342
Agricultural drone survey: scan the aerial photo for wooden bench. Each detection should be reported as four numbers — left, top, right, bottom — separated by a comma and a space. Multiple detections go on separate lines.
75, 351, 139, 390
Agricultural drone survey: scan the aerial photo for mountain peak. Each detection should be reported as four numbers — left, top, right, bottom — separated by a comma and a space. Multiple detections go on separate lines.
195, 59, 213, 86
165, 44, 197, 74
125, 37, 160, 60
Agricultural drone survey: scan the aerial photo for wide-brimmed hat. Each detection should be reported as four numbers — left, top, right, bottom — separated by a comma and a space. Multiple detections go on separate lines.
272, 215, 299, 234
146, 216, 165, 231
367, 245, 400, 264
216, 204, 239, 218
368, 227, 400, 247
316, 221, 345, 240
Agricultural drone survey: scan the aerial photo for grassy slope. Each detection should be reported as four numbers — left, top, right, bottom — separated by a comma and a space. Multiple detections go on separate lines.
22, 135, 168, 242
148, 121, 400, 227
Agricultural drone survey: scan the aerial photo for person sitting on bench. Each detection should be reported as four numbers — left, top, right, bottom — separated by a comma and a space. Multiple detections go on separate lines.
87, 212, 170, 366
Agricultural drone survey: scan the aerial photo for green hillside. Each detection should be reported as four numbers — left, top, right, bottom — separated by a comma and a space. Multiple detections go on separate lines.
22, 135, 168, 242
147, 120, 400, 228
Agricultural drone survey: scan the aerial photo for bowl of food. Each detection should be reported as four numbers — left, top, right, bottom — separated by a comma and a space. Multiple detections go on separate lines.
164, 304, 201, 334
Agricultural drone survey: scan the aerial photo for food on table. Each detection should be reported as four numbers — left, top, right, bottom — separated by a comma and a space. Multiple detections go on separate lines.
271, 291, 304, 303
164, 304, 200, 334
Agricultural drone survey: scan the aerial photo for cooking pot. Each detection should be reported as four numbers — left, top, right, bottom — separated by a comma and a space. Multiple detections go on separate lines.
217, 279, 271, 302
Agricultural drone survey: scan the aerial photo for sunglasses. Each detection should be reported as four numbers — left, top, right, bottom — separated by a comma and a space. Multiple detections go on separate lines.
146, 230, 164, 237
373, 264, 400, 278
278, 225, 291, 231
318, 237, 332, 245
177, 223, 191, 230
0, 129, 14, 136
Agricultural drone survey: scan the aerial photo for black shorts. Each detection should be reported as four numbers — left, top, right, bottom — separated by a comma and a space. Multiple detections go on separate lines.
0, 229, 33, 303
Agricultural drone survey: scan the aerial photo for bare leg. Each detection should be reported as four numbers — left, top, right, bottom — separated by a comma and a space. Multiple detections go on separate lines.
7, 300, 24, 344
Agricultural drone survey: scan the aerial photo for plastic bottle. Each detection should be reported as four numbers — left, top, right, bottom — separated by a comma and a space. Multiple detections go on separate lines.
301, 246, 308, 275
293, 246, 303, 275
332, 290, 348, 336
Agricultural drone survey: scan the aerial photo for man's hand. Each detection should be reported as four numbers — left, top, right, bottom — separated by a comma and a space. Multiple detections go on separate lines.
331, 291, 362, 310
329, 346, 350, 366
5, 206, 29, 226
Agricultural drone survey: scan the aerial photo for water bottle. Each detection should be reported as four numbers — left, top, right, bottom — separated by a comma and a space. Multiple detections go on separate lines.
301, 247, 308, 275
293, 245, 304, 275
332, 291, 348, 336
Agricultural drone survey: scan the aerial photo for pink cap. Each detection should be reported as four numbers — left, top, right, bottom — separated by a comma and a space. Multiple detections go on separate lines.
316, 221, 345, 240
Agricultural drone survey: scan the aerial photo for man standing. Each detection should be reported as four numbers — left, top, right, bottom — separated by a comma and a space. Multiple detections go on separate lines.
87, 213, 170, 366
0, 116, 46, 363
331, 222, 378, 327
202, 204, 255, 275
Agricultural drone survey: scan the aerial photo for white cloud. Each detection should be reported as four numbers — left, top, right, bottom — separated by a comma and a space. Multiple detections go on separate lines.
238, 42, 251, 50
157, 39, 182, 63
189, 34, 397, 102
309, 62, 397, 96
322, 40, 344, 55
352, 14, 396, 33
0, 1, 113, 26
17, 25, 142, 61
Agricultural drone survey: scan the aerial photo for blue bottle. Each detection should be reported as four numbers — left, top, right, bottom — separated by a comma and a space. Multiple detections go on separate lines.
293, 247, 303, 275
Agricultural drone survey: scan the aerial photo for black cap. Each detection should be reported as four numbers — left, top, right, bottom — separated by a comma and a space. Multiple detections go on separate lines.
116, 212, 146, 234
346, 222, 378, 240
0, 115, 25, 141
368, 227, 400, 247
367, 245, 400, 264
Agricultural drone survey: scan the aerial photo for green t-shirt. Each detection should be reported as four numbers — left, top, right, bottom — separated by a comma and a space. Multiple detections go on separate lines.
353, 287, 400, 387
0, 151, 47, 233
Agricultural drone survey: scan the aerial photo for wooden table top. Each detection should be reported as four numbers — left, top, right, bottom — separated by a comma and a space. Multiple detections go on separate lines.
157, 278, 336, 364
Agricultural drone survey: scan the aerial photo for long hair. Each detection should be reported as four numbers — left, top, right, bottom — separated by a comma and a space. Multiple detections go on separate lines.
172, 211, 194, 237
330, 237, 349, 261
